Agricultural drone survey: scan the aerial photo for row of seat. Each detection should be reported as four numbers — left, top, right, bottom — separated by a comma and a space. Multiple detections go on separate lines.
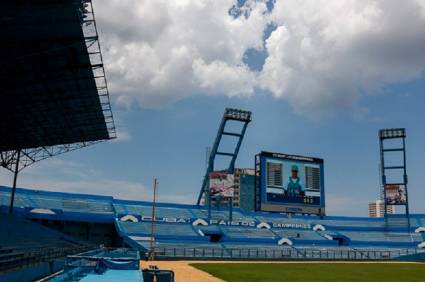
3, 188, 424, 232
338, 231, 422, 242
113, 202, 425, 232
0, 214, 92, 273
113, 203, 253, 222
273, 229, 327, 241
0, 189, 114, 214
117, 222, 424, 253
117, 221, 199, 238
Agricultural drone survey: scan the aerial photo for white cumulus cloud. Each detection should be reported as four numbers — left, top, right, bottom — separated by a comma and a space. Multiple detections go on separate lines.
94, 0, 425, 117
261, 0, 425, 117
94, 0, 268, 107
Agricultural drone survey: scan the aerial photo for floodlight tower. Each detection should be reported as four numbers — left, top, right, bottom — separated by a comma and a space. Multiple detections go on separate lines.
196, 108, 251, 219
379, 128, 410, 229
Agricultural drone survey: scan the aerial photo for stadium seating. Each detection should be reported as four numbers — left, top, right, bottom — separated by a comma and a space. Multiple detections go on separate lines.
0, 214, 92, 274
220, 226, 277, 241
0, 187, 114, 215
187, 208, 255, 221
3, 186, 425, 263
338, 231, 422, 244
313, 219, 384, 228
116, 221, 201, 239
255, 216, 311, 226
272, 229, 328, 242
114, 202, 193, 218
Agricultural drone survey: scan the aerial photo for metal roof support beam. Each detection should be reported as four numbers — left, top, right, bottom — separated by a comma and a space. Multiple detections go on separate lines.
8, 149, 20, 214
0, 0, 116, 210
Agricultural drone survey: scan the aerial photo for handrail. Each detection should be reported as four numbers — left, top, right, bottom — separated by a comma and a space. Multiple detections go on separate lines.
146, 246, 423, 261
0, 245, 94, 273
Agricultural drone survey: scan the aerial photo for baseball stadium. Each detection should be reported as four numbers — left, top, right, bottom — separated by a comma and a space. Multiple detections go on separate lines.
1, 1, 425, 282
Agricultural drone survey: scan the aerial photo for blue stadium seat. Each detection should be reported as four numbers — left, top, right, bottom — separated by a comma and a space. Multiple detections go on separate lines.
0, 187, 114, 215
0, 214, 92, 274
116, 221, 200, 238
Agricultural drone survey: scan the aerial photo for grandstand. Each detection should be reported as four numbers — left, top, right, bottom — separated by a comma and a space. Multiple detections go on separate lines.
112, 200, 425, 260
0, 214, 93, 281
1, 186, 425, 264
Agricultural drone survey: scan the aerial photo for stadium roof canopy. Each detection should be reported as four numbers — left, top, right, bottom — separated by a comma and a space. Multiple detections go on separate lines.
0, 0, 116, 171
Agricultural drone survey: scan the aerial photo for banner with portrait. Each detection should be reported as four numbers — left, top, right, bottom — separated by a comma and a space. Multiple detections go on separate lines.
209, 172, 234, 197
385, 184, 407, 205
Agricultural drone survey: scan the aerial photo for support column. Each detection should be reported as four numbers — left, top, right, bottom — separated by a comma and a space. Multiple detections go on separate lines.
149, 178, 158, 261
9, 150, 21, 214
229, 197, 233, 222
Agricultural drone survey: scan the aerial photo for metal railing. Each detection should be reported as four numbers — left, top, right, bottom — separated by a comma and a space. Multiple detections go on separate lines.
0, 245, 93, 273
148, 246, 423, 261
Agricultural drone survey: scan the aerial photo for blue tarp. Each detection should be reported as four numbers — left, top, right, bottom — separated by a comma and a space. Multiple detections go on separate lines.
101, 259, 139, 270
79, 270, 143, 282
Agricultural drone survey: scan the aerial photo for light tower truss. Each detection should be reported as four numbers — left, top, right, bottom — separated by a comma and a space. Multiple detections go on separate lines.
379, 128, 410, 230
196, 108, 252, 206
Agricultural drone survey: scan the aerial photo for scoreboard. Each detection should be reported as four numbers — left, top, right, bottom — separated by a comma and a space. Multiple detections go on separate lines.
255, 151, 325, 216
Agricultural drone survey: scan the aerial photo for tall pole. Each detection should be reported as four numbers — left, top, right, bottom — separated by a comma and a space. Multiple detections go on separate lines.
379, 137, 387, 226
205, 147, 211, 171
229, 196, 233, 222
402, 137, 410, 230
9, 150, 21, 214
208, 177, 211, 221
149, 178, 158, 261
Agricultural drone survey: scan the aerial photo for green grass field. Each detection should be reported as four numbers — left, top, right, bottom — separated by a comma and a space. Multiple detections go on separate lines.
191, 263, 425, 282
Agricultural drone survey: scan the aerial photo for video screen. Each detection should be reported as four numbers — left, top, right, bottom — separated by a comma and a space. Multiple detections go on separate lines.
258, 151, 325, 213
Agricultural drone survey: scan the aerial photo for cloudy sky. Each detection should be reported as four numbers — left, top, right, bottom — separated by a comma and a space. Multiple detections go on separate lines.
2, 0, 425, 216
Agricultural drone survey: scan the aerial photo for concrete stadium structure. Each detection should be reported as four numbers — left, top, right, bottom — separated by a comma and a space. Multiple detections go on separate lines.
1, 186, 424, 266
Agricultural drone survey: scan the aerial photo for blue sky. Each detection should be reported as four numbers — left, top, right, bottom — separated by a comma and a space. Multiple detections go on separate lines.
3, 75, 424, 216
1, 0, 425, 216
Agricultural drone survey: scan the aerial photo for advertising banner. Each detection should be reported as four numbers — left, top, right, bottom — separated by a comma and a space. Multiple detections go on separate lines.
385, 184, 407, 205
209, 172, 234, 197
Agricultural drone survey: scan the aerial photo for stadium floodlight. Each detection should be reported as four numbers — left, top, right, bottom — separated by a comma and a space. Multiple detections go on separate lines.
379, 128, 406, 139
224, 108, 252, 122
197, 108, 252, 218
378, 127, 410, 230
